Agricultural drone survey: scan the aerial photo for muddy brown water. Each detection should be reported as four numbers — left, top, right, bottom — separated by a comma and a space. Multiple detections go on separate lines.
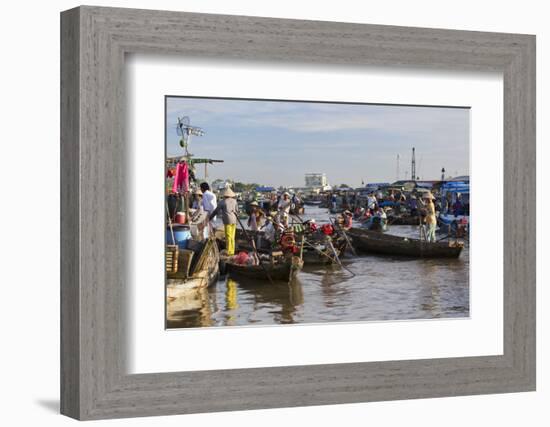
166, 206, 469, 328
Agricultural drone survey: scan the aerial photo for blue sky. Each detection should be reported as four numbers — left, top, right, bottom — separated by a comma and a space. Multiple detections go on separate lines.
166, 97, 469, 188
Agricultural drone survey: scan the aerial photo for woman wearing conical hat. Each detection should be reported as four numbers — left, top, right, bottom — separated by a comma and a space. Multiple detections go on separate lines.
247, 201, 265, 232
422, 192, 437, 242
210, 187, 239, 255
191, 187, 203, 210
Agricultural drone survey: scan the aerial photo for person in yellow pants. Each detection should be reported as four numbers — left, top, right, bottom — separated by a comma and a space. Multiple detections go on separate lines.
224, 223, 236, 256
423, 192, 437, 242
210, 187, 239, 255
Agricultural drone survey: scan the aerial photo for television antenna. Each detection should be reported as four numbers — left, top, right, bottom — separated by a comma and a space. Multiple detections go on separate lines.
176, 116, 205, 156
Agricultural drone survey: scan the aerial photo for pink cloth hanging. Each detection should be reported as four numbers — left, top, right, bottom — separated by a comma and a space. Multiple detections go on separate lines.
172, 161, 189, 193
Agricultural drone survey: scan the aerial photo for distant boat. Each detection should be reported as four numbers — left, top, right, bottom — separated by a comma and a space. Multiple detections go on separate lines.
347, 228, 463, 258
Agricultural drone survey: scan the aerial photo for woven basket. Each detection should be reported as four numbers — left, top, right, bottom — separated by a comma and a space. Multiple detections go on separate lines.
165, 245, 179, 273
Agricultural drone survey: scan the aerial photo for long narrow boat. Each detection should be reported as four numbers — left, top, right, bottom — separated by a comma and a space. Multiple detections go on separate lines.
221, 228, 346, 266
347, 227, 463, 258
224, 255, 303, 282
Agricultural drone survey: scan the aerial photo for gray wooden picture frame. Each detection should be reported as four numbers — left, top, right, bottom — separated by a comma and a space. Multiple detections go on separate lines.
60, 5, 536, 420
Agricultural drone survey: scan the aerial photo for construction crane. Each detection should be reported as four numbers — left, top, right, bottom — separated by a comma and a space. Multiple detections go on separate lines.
411, 147, 416, 181
396, 154, 400, 182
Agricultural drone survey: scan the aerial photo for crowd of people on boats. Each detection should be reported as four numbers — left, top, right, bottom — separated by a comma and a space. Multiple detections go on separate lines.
169, 178, 469, 258
166, 164, 469, 288
316, 184, 469, 238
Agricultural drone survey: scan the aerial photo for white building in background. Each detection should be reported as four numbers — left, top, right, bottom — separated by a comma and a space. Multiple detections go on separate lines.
304, 173, 331, 192
305, 173, 327, 188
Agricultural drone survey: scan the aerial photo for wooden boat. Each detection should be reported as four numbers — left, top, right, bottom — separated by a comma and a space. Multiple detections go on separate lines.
298, 234, 348, 265
166, 236, 220, 298
225, 228, 346, 266
166, 286, 214, 328
303, 200, 322, 206
224, 255, 303, 282
347, 227, 463, 258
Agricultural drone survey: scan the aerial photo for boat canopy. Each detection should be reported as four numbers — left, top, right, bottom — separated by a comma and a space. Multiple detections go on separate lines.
441, 181, 469, 194
255, 186, 275, 192
366, 182, 391, 188
415, 182, 435, 189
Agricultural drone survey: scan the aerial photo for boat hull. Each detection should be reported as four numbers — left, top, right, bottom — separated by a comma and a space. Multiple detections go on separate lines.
225, 256, 303, 282
167, 237, 220, 298
347, 228, 463, 258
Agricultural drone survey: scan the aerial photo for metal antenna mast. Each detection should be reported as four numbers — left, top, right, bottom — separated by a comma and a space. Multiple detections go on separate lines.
411, 147, 416, 181
396, 154, 400, 182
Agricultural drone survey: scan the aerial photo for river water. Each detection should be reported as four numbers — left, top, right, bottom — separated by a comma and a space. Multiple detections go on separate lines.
167, 206, 469, 328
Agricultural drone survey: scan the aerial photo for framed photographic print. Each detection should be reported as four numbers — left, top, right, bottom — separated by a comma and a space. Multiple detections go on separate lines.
61, 6, 535, 420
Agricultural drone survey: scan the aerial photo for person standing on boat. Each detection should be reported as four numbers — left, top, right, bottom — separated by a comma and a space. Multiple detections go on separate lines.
200, 182, 217, 236
331, 193, 337, 211
247, 201, 265, 232
367, 193, 377, 211
200, 182, 217, 218
278, 192, 291, 227
453, 194, 464, 216
191, 188, 203, 210
423, 192, 437, 242
259, 214, 276, 251
210, 187, 239, 256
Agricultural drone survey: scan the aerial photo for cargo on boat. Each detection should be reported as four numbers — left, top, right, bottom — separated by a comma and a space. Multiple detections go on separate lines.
347, 227, 464, 258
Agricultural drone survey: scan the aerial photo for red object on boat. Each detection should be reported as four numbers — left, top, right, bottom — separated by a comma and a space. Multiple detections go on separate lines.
175, 212, 186, 224
321, 224, 334, 235
234, 251, 249, 265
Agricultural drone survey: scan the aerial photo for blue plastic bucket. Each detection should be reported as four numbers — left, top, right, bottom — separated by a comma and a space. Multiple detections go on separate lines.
166, 226, 192, 249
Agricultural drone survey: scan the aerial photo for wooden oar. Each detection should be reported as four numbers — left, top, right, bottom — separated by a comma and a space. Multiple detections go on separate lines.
302, 239, 338, 264
166, 203, 176, 245
329, 217, 357, 256
233, 212, 274, 285
325, 237, 356, 277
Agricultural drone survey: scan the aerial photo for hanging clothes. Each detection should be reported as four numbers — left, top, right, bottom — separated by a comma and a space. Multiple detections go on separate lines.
172, 161, 189, 193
